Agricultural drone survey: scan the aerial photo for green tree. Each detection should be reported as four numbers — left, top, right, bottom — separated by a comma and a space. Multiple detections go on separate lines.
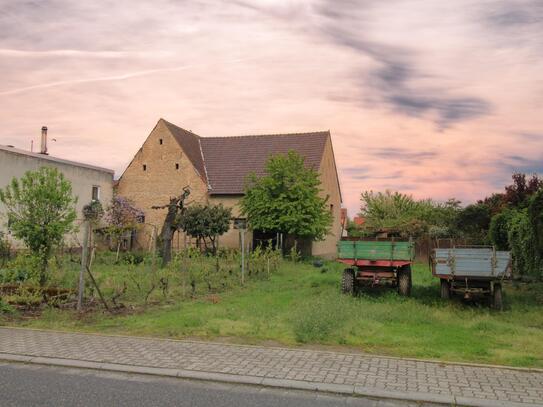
240, 150, 332, 243
0, 167, 77, 286
177, 204, 232, 254
455, 203, 491, 243
528, 188, 543, 256
359, 191, 460, 238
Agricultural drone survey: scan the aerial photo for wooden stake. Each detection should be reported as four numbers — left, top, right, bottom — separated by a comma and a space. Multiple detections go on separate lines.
77, 221, 90, 311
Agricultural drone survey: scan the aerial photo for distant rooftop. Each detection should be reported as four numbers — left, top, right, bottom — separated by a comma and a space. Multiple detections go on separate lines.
0, 144, 114, 175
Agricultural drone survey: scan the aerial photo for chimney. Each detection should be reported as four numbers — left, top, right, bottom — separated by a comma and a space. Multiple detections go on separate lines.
40, 126, 48, 155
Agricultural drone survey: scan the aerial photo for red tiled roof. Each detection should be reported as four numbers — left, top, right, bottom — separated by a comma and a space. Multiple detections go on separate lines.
353, 216, 365, 226
163, 120, 330, 195
201, 132, 329, 194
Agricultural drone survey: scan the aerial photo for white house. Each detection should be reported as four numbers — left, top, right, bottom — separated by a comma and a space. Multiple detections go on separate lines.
0, 127, 114, 247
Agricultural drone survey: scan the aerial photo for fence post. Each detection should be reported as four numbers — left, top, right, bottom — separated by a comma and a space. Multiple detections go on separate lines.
77, 221, 90, 311
241, 229, 245, 285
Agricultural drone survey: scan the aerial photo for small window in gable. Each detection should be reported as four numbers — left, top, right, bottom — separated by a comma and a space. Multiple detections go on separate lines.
175, 163, 179, 170
143, 164, 147, 171
159, 139, 163, 145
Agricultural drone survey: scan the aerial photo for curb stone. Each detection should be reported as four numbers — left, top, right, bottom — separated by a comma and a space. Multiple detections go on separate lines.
1, 352, 541, 407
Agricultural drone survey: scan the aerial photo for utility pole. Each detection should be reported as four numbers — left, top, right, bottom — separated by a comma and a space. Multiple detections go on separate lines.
77, 221, 90, 311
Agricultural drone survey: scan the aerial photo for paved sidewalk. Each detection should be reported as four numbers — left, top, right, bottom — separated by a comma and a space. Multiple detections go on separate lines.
0, 327, 541, 406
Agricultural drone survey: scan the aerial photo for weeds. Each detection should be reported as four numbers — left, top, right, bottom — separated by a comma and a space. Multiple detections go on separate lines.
291, 292, 353, 342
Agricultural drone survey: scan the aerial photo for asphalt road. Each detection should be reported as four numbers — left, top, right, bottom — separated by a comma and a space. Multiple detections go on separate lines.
0, 362, 439, 407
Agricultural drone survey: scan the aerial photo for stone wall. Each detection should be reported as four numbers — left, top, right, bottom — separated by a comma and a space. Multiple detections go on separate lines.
116, 120, 208, 248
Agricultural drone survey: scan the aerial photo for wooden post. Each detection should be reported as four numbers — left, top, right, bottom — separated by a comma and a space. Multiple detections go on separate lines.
151, 225, 157, 272
241, 229, 245, 285
77, 221, 90, 311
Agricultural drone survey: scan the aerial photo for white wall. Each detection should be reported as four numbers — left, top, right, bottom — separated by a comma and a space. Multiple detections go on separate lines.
0, 148, 114, 248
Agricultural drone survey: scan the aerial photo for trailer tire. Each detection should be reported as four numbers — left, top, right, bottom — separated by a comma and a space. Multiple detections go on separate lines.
492, 284, 503, 311
398, 266, 412, 297
440, 280, 451, 300
341, 269, 355, 295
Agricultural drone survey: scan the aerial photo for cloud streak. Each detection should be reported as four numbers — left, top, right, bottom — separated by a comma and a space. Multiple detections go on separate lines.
0, 57, 257, 96
317, 6, 492, 127
0, 48, 172, 59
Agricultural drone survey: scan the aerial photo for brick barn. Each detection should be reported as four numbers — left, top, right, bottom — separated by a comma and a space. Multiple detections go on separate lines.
116, 119, 342, 258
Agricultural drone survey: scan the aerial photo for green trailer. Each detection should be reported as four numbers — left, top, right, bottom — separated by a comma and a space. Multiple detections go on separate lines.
337, 239, 415, 296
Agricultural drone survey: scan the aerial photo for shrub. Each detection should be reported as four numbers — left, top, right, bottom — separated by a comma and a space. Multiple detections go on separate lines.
0, 233, 11, 267
0, 298, 15, 314
528, 188, 543, 256
508, 210, 541, 277
0, 254, 41, 284
489, 209, 513, 250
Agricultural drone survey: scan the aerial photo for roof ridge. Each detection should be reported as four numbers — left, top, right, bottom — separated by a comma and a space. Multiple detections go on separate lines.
160, 118, 201, 138
201, 131, 330, 140
198, 137, 211, 190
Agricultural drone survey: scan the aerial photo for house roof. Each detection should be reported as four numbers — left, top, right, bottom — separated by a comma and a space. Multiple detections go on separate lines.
162, 120, 207, 180
0, 144, 114, 174
162, 120, 332, 195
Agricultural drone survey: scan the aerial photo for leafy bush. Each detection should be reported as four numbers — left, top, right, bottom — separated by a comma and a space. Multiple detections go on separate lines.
0, 233, 11, 267
0, 298, 15, 314
508, 210, 540, 277
528, 188, 543, 256
489, 209, 513, 250
0, 254, 41, 284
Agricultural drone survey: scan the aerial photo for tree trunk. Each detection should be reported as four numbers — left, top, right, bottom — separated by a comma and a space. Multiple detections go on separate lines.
160, 201, 178, 267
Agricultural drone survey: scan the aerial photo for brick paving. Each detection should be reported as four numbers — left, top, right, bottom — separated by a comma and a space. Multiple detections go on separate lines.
0, 327, 542, 405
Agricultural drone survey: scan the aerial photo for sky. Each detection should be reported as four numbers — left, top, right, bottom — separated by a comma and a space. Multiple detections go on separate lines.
0, 0, 542, 215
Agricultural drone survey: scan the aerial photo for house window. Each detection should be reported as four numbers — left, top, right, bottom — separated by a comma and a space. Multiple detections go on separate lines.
159, 139, 163, 145
92, 186, 100, 201
175, 163, 179, 170
143, 164, 147, 171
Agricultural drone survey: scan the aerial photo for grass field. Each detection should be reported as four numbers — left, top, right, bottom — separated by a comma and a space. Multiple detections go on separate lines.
2, 258, 542, 368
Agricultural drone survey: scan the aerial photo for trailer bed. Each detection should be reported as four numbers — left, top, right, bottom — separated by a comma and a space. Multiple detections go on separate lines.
432, 248, 511, 279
